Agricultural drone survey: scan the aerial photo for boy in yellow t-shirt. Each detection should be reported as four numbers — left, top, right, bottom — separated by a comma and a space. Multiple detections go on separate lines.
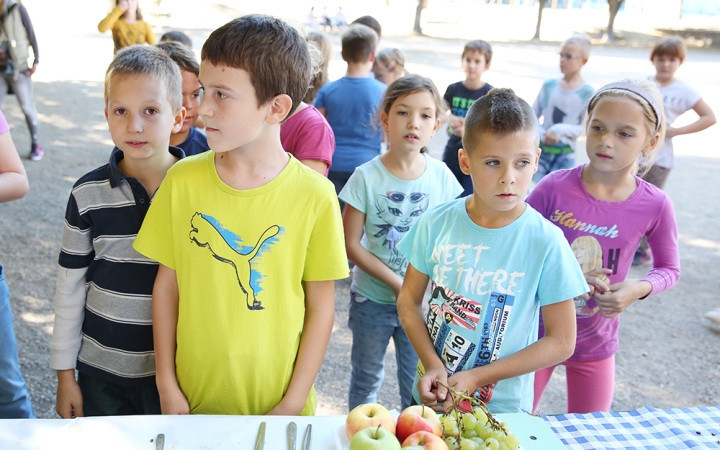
133, 15, 348, 416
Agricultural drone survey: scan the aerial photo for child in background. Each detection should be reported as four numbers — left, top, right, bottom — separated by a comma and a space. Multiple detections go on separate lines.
160, 30, 192, 48
352, 15, 382, 41
303, 31, 332, 104
340, 75, 462, 410
0, 109, 32, 418
633, 35, 715, 266
134, 15, 348, 416
156, 42, 209, 156
442, 40, 493, 197
316, 24, 386, 198
281, 40, 335, 175
50, 46, 185, 417
529, 79, 680, 414
98, 0, 156, 53
532, 34, 594, 185
397, 88, 586, 414
372, 48, 407, 86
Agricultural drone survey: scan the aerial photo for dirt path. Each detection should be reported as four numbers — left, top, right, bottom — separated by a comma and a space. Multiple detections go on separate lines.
0, 0, 718, 419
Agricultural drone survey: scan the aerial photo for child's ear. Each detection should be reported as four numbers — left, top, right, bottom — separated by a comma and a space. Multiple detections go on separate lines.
104, 108, 109, 122
643, 132, 660, 156
172, 107, 186, 134
380, 110, 389, 132
432, 117, 441, 135
369, 51, 376, 63
458, 148, 471, 175
266, 94, 293, 125
533, 147, 541, 173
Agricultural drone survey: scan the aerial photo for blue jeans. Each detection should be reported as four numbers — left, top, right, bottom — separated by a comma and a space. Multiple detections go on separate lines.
78, 372, 161, 416
532, 150, 576, 184
0, 264, 34, 418
0, 72, 40, 148
348, 293, 418, 410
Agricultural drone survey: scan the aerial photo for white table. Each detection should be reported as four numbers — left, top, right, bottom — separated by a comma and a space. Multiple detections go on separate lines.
0, 412, 563, 449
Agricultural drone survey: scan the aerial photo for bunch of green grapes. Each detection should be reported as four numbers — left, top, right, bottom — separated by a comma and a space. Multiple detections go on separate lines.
440, 407, 521, 450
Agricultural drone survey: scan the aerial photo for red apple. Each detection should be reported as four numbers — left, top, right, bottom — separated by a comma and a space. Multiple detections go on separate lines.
395, 405, 442, 443
401, 431, 448, 449
350, 425, 402, 450
346, 403, 396, 440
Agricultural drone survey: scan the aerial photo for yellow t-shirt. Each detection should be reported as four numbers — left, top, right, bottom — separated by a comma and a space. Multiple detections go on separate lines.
134, 152, 348, 415
98, 6, 157, 52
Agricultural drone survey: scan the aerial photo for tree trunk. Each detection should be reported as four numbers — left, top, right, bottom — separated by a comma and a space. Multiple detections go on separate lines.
606, 0, 624, 41
413, 0, 425, 35
534, 0, 548, 40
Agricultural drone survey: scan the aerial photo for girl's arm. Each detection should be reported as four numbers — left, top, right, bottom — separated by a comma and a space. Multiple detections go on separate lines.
299, 159, 328, 175
144, 22, 158, 45
0, 129, 28, 203
441, 299, 577, 412
152, 264, 189, 415
666, 98, 716, 138
98, 6, 125, 33
343, 205, 404, 297
397, 264, 447, 411
268, 280, 335, 415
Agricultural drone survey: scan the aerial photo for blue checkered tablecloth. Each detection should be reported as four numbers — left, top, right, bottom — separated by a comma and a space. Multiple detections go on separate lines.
543, 406, 720, 449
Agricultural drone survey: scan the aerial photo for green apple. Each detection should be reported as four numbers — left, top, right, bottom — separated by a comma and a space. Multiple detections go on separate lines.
349, 426, 402, 450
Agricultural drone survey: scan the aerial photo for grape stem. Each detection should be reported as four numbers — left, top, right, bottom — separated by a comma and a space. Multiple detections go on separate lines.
435, 378, 504, 432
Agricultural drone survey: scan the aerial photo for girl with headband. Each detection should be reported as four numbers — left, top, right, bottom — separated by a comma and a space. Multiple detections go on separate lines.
527, 79, 680, 413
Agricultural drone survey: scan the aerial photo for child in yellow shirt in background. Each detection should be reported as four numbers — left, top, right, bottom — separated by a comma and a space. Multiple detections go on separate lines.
98, 0, 156, 53
133, 15, 348, 416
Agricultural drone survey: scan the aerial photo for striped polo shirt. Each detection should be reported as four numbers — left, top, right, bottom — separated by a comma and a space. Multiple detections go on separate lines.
58, 146, 184, 386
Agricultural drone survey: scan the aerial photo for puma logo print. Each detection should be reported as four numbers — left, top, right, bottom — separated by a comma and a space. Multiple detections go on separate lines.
189, 212, 280, 310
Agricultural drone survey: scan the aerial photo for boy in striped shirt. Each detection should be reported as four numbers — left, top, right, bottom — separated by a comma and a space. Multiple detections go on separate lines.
49, 45, 186, 417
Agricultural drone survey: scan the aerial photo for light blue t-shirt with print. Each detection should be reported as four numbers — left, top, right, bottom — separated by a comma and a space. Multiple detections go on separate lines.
397, 199, 588, 413
339, 154, 463, 304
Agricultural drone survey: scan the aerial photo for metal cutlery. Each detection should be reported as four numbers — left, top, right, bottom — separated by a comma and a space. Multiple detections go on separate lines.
155, 433, 165, 450
287, 421, 297, 450
255, 422, 266, 450
301, 424, 312, 450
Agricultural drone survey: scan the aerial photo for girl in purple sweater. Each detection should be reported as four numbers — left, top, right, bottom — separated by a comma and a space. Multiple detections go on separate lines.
528, 79, 680, 413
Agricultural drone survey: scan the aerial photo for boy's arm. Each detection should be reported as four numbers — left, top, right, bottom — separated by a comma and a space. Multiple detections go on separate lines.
442, 299, 576, 412
299, 159, 329, 175
267, 280, 335, 415
153, 264, 189, 415
51, 266, 88, 418
344, 205, 404, 297
397, 264, 448, 411
666, 98, 716, 139
316, 107, 327, 118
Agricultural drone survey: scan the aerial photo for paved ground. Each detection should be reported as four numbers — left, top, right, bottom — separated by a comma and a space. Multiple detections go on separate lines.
0, 0, 718, 419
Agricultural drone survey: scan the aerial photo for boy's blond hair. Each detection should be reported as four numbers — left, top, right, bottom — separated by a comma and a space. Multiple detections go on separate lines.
104, 45, 183, 111
562, 34, 592, 59
341, 24, 378, 63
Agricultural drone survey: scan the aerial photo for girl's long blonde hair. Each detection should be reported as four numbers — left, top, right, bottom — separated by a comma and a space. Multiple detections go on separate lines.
585, 78, 666, 176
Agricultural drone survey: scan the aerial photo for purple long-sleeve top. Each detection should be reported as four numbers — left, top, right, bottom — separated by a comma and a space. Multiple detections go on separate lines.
527, 165, 680, 361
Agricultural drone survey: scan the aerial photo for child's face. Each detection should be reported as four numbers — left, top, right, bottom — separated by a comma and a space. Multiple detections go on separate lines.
179, 69, 201, 135
652, 54, 681, 83
105, 74, 183, 160
559, 43, 587, 76
585, 96, 658, 176
197, 61, 273, 153
459, 129, 539, 220
461, 50, 489, 83
381, 90, 440, 155
372, 61, 399, 86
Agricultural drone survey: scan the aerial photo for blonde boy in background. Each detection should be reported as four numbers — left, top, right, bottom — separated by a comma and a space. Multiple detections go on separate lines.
532, 34, 595, 184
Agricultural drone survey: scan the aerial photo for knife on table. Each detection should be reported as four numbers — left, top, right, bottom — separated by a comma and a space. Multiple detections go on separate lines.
287, 421, 297, 450
255, 422, 266, 450
302, 424, 312, 450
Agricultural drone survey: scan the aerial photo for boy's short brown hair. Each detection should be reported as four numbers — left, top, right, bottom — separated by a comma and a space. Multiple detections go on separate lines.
650, 35, 687, 63
341, 24, 378, 64
104, 45, 182, 111
351, 15, 382, 40
201, 14, 311, 117
462, 88, 538, 153
156, 41, 199, 76
462, 40, 493, 65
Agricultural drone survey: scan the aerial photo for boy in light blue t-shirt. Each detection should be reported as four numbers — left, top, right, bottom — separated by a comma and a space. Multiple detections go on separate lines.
396, 88, 588, 413
315, 23, 386, 200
